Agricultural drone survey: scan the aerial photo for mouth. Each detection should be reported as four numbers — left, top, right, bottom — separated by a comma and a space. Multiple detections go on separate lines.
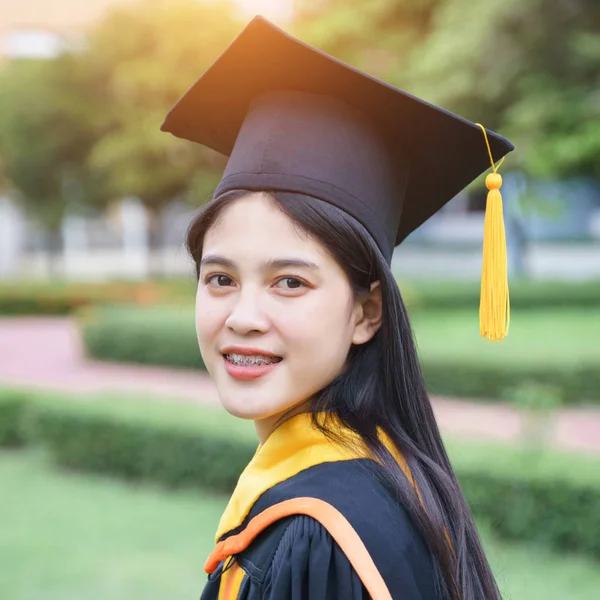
223, 353, 283, 367
222, 353, 284, 380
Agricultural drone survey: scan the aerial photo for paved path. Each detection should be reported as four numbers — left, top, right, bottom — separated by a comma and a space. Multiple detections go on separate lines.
1, 317, 598, 455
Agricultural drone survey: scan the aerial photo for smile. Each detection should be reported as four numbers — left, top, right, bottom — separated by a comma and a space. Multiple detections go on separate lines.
225, 353, 283, 366
222, 354, 284, 380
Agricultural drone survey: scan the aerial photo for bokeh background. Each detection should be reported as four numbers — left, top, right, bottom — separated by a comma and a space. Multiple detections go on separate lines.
0, 1, 599, 599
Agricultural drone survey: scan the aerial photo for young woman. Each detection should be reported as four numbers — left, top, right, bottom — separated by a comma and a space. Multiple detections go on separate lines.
162, 15, 514, 600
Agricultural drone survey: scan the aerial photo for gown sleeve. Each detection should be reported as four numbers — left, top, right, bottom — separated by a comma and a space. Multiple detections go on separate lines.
261, 515, 366, 600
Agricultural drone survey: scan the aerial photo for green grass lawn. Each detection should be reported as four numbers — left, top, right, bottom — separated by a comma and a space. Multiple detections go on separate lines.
2, 449, 599, 600
0, 449, 224, 600
411, 308, 600, 368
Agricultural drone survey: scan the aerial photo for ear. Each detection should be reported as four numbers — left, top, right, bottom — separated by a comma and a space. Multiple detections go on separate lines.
351, 281, 383, 345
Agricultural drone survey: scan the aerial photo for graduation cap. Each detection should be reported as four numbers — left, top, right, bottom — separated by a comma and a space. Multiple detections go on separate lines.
161, 16, 514, 341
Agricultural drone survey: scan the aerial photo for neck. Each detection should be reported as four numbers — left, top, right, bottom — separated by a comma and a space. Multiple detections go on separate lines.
254, 400, 313, 444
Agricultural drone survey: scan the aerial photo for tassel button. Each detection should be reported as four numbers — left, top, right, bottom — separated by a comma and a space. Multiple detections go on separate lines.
486, 173, 502, 190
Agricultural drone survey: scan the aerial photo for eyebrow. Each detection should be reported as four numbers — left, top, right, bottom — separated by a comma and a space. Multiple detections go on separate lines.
200, 254, 320, 272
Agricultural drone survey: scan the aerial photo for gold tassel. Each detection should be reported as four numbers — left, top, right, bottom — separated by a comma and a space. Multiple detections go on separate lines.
475, 123, 510, 342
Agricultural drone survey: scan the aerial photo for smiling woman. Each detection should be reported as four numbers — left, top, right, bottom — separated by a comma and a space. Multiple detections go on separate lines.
194, 191, 380, 442
161, 14, 514, 600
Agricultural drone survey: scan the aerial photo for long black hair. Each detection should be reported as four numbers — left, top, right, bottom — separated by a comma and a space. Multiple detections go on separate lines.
186, 189, 502, 600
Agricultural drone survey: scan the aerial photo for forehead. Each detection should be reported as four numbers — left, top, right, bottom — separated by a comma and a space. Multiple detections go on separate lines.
202, 193, 327, 260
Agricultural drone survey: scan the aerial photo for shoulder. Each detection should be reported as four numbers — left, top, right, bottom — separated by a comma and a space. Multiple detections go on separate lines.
240, 511, 439, 600
237, 460, 441, 599
254, 459, 428, 555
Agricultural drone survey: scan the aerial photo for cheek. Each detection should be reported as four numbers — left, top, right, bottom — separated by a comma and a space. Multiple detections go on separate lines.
278, 295, 354, 368
195, 293, 227, 356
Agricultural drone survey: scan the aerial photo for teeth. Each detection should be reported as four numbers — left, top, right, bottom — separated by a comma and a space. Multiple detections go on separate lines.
225, 353, 281, 367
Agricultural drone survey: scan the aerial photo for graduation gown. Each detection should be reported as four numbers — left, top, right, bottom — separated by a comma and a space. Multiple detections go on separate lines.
200, 413, 443, 600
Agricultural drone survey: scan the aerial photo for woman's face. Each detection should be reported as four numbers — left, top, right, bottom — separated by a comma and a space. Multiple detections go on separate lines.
196, 192, 380, 437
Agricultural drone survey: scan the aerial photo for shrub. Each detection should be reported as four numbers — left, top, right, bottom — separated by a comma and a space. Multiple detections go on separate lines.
422, 361, 599, 405
399, 279, 600, 311
446, 438, 600, 559
0, 280, 195, 316
78, 305, 206, 370
2, 386, 599, 558
24, 391, 255, 493
0, 387, 32, 446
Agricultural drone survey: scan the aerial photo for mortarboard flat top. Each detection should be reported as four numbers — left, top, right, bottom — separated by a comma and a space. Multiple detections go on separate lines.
161, 15, 514, 261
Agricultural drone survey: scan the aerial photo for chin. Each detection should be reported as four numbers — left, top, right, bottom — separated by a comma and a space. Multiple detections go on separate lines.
218, 390, 297, 422
218, 393, 272, 421
221, 403, 263, 421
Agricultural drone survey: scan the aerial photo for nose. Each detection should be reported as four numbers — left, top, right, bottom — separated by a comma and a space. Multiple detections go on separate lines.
225, 288, 270, 335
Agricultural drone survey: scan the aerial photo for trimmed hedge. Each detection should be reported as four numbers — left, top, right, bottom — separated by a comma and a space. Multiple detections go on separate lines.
3, 388, 254, 493
78, 306, 599, 405
460, 469, 599, 556
0, 387, 32, 447
0, 280, 195, 316
399, 279, 600, 311
445, 439, 600, 557
79, 306, 206, 370
1, 386, 599, 559
421, 361, 600, 405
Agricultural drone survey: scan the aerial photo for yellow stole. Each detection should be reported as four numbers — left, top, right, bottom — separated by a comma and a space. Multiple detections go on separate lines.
215, 412, 416, 542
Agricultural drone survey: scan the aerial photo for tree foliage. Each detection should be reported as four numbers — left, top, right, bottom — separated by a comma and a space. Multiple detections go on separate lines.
0, 0, 242, 232
0, 54, 106, 231
295, 0, 600, 179
83, 0, 241, 212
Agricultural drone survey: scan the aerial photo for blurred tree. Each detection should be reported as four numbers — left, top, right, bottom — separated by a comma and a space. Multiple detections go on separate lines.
294, 0, 442, 82
294, 0, 600, 179
401, 0, 600, 179
0, 156, 8, 193
83, 0, 241, 247
499, 1, 600, 179
0, 54, 107, 264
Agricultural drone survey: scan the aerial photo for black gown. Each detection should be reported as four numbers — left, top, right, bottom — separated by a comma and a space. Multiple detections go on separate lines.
199, 414, 444, 600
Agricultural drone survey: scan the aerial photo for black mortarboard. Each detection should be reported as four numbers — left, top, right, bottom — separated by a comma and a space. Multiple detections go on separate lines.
161, 15, 515, 341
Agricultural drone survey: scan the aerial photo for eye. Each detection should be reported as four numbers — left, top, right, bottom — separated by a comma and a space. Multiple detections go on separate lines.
275, 277, 306, 290
204, 274, 234, 287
